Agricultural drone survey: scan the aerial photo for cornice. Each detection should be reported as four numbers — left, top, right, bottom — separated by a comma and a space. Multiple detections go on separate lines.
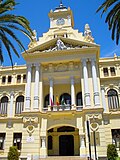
23, 47, 99, 60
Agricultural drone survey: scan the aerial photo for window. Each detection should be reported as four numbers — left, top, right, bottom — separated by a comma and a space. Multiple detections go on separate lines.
23, 74, 26, 83
0, 133, 5, 150
48, 136, 53, 150
2, 76, 6, 84
110, 67, 116, 76
15, 96, 24, 114
0, 96, 8, 115
17, 75, 21, 83
103, 68, 109, 76
112, 129, 120, 148
13, 133, 22, 150
76, 92, 83, 106
107, 89, 119, 109
8, 76, 12, 83
60, 93, 71, 105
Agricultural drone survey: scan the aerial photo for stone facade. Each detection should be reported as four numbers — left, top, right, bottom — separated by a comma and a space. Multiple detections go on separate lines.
0, 2, 120, 160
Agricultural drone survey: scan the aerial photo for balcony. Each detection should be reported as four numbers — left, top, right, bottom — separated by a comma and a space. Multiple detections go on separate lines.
43, 105, 83, 112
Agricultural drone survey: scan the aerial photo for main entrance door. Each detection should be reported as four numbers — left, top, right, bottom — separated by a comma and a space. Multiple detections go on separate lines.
59, 135, 74, 156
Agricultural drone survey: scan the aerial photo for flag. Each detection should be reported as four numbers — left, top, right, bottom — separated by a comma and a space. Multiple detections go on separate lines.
56, 95, 59, 106
50, 97, 54, 106
61, 96, 65, 105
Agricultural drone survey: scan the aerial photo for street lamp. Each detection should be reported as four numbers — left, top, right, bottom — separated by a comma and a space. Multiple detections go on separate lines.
90, 122, 99, 160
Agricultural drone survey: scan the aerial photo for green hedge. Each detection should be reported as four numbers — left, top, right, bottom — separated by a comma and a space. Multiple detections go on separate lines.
107, 144, 118, 160
8, 146, 19, 160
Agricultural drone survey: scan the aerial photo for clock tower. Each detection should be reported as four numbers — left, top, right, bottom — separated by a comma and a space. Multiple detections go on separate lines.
48, 1, 74, 29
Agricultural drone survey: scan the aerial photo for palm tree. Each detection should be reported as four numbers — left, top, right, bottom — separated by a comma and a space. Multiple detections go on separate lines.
96, 0, 120, 45
0, 0, 33, 66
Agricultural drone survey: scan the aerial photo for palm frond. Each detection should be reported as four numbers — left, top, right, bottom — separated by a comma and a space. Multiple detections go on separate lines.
0, 30, 13, 66
0, 0, 33, 65
97, 0, 120, 45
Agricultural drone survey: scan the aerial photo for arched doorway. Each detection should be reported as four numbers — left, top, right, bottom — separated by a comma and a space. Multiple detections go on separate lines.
47, 126, 79, 156
59, 135, 74, 156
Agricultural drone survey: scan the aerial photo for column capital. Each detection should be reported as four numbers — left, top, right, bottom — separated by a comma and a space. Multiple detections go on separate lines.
101, 85, 105, 90
70, 76, 74, 82
27, 63, 32, 68
49, 77, 54, 82
10, 91, 14, 97
89, 57, 96, 62
34, 63, 40, 67
81, 58, 87, 63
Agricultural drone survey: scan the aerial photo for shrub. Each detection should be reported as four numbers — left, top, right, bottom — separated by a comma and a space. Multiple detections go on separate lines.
107, 144, 118, 160
8, 146, 19, 160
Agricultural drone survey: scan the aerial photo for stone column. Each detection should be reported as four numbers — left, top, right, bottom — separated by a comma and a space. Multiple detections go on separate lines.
91, 58, 100, 106
81, 58, 91, 106
34, 63, 40, 110
49, 78, 53, 106
25, 64, 32, 110
101, 85, 107, 112
80, 134, 86, 157
71, 77, 76, 108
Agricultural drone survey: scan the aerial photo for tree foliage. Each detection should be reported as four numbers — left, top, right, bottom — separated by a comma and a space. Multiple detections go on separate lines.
8, 146, 19, 160
96, 0, 120, 45
0, 0, 33, 66
107, 144, 118, 160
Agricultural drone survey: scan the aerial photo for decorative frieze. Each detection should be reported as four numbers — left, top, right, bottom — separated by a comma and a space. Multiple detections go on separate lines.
43, 62, 80, 73
23, 117, 39, 124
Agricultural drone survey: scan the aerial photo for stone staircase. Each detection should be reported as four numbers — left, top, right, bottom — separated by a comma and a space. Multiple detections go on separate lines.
40, 156, 87, 160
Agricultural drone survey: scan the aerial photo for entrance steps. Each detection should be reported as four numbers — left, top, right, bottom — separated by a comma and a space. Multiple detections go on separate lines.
40, 156, 87, 160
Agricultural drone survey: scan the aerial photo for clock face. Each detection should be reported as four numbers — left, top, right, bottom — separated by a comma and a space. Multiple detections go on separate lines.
56, 18, 65, 25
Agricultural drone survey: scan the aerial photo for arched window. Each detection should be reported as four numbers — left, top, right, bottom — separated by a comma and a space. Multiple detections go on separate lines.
76, 92, 83, 106
0, 96, 8, 115
107, 89, 119, 109
15, 96, 24, 114
60, 93, 71, 105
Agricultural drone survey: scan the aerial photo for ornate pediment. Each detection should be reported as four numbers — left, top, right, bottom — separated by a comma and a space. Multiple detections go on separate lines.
42, 39, 90, 53
27, 37, 98, 54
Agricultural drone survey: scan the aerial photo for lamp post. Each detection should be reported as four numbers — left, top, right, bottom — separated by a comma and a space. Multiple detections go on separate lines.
86, 120, 92, 160
90, 122, 99, 160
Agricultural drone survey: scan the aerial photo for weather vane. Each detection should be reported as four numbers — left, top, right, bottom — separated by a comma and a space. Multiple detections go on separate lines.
60, 0, 62, 4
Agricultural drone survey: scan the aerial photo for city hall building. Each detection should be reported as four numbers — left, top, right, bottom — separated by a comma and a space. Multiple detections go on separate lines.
0, 2, 120, 160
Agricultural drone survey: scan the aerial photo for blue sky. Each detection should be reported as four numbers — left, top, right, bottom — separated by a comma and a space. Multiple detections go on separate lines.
3, 0, 120, 66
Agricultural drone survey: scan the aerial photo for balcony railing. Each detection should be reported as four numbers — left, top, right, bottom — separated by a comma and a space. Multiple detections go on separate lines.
0, 103, 8, 115
15, 102, 24, 114
43, 105, 83, 112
